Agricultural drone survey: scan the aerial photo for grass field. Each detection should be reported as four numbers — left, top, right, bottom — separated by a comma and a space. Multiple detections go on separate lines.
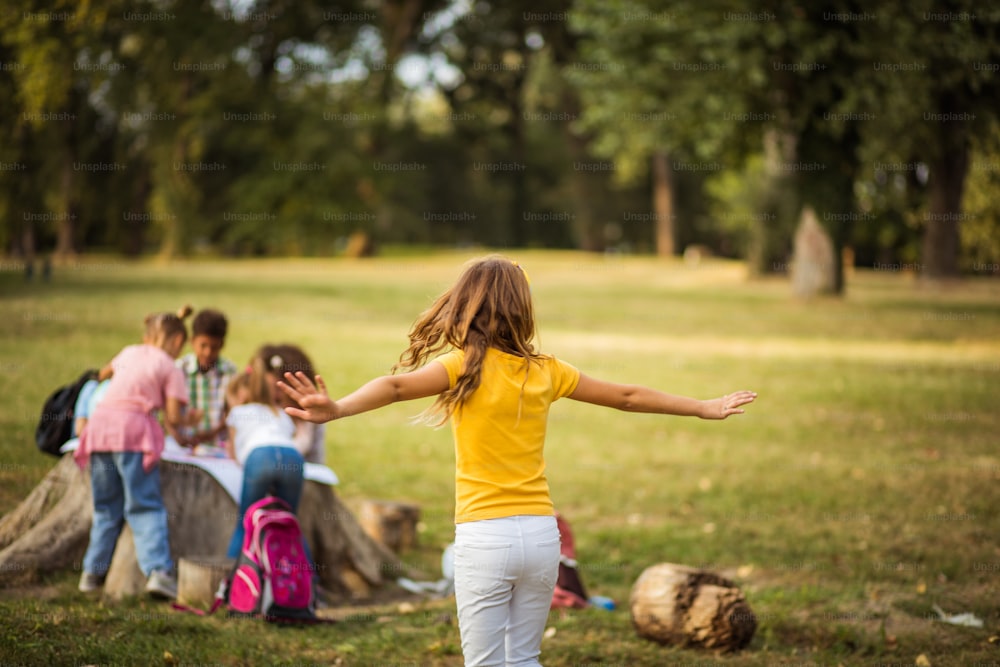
1, 250, 998, 666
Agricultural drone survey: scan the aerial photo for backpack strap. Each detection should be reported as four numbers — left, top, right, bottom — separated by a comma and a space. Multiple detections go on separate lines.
170, 575, 229, 616
171, 596, 224, 616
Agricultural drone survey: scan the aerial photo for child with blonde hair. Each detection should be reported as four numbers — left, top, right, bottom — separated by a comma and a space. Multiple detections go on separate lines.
75, 306, 202, 599
279, 255, 756, 666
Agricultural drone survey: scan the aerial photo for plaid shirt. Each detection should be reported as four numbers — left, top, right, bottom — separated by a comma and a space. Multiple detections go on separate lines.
177, 353, 238, 437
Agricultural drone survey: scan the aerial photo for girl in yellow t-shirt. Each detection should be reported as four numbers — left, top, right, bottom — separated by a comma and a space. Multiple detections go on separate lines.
278, 255, 756, 667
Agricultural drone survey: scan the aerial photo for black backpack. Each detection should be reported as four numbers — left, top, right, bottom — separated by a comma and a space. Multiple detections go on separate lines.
35, 369, 99, 456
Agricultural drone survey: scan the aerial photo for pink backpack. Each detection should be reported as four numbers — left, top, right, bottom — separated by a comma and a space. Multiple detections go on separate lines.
225, 496, 317, 623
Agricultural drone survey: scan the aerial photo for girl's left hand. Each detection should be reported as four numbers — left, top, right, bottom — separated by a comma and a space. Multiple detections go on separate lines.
701, 391, 757, 419
278, 372, 338, 423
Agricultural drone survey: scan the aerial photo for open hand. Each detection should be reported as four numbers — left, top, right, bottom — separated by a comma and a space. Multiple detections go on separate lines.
277, 371, 338, 423
701, 391, 757, 420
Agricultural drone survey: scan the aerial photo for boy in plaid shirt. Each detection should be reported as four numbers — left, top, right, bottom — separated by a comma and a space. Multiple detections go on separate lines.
171, 309, 238, 448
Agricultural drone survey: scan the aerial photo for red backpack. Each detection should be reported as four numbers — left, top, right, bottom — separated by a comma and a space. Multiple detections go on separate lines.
224, 496, 317, 622
552, 512, 591, 609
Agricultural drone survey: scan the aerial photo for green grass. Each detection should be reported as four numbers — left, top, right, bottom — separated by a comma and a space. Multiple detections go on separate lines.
1, 250, 999, 666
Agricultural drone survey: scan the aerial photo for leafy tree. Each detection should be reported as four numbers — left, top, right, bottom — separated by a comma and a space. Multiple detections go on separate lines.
568, 0, 1000, 290
852, 1, 1000, 278
0, 0, 126, 259
960, 122, 1000, 273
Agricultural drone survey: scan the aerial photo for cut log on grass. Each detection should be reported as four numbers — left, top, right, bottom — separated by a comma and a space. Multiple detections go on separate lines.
359, 499, 421, 553
0, 454, 402, 603
630, 562, 756, 652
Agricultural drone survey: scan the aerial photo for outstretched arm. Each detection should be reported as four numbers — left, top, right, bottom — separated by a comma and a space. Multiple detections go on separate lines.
568, 373, 756, 419
278, 362, 451, 424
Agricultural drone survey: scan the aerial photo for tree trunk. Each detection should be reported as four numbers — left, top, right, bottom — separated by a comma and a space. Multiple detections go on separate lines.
19, 225, 36, 264
124, 163, 151, 257
0, 455, 403, 604
923, 131, 969, 279
509, 106, 529, 247
651, 151, 675, 257
54, 155, 76, 259
630, 562, 756, 653
827, 209, 848, 295
505, 42, 530, 248
55, 84, 81, 260
563, 103, 603, 252
751, 126, 798, 277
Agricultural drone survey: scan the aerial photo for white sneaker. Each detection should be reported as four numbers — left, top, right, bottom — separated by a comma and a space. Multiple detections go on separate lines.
78, 572, 105, 592
145, 569, 177, 599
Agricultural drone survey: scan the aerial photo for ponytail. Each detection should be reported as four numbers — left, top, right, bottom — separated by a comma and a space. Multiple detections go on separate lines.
248, 354, 276, 407
144, 304, 193, 347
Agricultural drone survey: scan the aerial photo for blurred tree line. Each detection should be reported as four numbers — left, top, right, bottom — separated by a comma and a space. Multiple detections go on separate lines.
1, 0, 998, 288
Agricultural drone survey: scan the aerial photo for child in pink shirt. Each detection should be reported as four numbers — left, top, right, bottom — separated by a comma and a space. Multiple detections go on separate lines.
75, 306, 202, 599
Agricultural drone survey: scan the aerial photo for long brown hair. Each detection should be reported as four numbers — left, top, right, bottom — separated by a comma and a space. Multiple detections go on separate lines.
257, 343, 317, 409
393, 255, 543, 423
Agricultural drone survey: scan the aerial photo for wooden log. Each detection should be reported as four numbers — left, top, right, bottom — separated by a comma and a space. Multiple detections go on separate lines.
104, 523, 145, 598
177, 556, 234, 609
630, 562, 756, 652
358, 499, 421, 553
1, 455, 404, 604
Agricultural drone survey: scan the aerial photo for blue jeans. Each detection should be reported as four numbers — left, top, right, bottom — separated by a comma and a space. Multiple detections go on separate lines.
454, 515, 561, 667
84, 451, 173, 577
226, 446, 305, 559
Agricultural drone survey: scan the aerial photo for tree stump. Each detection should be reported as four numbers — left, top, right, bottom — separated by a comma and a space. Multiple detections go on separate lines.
0, 455, 404, 604
343, 231, 376, 258
630, 562, 756, 652
359, 499, 421, 553
177, 556, 233, 609
791, 206, 836, 298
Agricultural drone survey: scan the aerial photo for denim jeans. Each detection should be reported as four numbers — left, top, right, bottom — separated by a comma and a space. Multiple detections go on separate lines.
226, 446, 305, 559
454, 515, 561, 667
83, 451, 173, 577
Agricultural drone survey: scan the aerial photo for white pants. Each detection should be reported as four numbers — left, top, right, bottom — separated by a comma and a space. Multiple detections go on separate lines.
454, 515, 561, 667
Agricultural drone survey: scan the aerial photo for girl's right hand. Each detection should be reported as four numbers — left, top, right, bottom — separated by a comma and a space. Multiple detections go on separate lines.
278, 372, 338, 423
184, 408, 204, 427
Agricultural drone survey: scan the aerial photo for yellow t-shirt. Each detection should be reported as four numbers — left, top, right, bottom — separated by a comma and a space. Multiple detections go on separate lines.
435, 348, 580, 523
